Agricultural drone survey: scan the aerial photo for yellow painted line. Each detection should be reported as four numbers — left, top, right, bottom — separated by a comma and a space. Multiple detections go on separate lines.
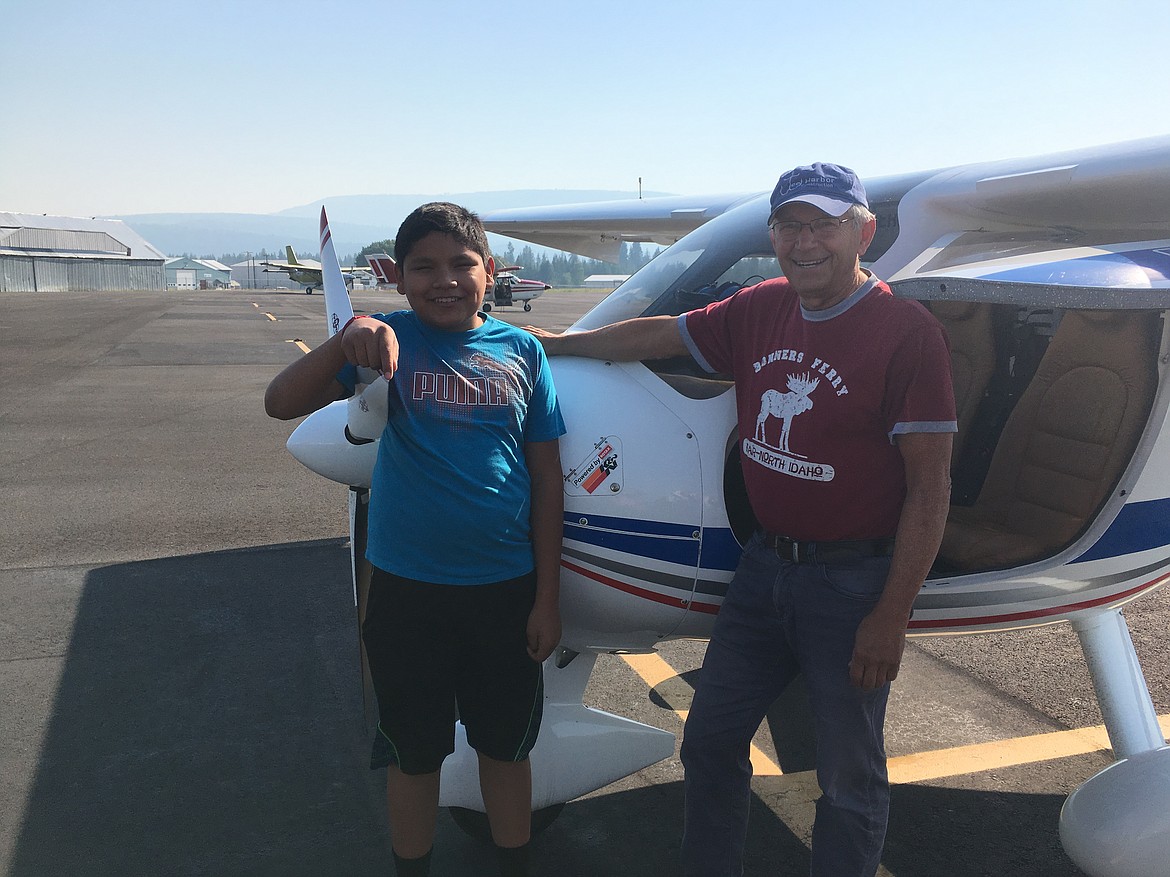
749, 749, 784, 778
286, 339, 311, 354
620, 653, 1170, 786
264, 313, 277, 321
619, 652, 677, 688
887, 713, 1170, 785
620, 652, 782, 776
252, 302, 259, 308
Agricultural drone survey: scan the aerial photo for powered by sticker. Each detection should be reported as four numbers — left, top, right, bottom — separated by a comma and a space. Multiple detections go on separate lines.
565, 436, 623, 496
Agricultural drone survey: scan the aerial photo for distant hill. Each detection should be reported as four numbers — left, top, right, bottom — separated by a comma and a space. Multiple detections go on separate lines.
110, 189, 671, 260
105, 212, 392, 261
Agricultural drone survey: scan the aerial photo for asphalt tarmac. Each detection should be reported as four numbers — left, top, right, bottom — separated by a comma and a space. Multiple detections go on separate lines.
2, 286, 1168, 876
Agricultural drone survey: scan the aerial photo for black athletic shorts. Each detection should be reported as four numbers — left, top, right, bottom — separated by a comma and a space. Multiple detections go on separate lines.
361, 566, 544, 775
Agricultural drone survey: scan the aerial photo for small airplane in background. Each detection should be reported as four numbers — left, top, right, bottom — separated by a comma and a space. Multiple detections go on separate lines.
360, 253, 548, 311
260, 245, 373, 294
487, 266, 550, 312
285, 138, 1170, 877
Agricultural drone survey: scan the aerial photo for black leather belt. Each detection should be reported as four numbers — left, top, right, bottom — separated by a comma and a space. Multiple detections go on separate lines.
761, 532, 895, 564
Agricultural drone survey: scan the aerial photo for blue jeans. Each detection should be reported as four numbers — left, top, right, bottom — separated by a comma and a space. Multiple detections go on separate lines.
680, 533, 892, 877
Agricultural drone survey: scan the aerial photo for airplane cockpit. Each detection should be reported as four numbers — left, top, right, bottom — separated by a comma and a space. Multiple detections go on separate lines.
562, 192, 1169, 579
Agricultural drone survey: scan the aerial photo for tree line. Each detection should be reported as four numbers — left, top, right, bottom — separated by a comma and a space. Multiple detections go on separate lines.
349, 239, 657, 287
195, 241, 658, 288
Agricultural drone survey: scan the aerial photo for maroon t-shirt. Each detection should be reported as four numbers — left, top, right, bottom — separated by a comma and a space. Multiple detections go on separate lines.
682, 276, 956, 542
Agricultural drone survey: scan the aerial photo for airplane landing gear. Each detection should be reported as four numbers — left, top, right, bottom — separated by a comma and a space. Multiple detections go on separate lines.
523, 302, 532, 312
305, 286, 314, 294
1059, 607, 1170, 876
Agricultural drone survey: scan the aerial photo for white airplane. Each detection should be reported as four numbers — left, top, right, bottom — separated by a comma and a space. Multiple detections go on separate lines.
287, 134, 1170, 875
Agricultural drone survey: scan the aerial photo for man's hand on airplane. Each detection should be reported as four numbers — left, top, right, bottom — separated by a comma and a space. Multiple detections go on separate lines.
522, 325, 563, 353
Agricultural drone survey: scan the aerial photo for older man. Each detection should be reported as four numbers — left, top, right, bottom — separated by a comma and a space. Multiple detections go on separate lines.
529, 163, 955, 876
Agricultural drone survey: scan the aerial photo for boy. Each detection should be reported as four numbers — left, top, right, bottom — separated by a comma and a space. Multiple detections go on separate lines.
265, 202, 566, 877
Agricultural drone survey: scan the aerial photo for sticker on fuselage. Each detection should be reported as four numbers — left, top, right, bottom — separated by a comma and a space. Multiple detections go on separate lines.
565, 435, 623, 496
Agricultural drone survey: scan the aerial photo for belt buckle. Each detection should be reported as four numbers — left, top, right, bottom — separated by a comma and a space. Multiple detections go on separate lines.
766, 533, 804, 563
773, 536, 799, 563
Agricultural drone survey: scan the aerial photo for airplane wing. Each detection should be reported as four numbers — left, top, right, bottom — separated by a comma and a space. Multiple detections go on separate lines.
258, 258, 369, 284
259, 259, 299, 272
889, 236, 1170, 305
878, 136, 1170, 303
481, 192, 759, 261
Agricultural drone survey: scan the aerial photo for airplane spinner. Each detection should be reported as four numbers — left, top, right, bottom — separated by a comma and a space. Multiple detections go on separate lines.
289, 139, 1170, 876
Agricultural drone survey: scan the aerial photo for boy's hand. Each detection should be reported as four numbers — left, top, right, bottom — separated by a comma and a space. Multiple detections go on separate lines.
526, 601, 561, 663
341, 316, 399, 377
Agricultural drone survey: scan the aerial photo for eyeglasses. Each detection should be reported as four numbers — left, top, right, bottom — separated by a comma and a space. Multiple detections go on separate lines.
768, 216, 853, 241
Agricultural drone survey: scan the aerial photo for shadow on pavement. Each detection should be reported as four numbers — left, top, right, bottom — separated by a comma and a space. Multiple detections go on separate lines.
885, 782, 1077, 877
7, 540, 1084, 876
528, 780, 1078, 876
7, 541, 390, 876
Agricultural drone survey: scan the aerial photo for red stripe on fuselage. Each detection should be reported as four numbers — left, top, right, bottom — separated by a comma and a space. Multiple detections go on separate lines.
907, 573, 1170, 630
563, 563, 1170, 628
561, 558, 721, 614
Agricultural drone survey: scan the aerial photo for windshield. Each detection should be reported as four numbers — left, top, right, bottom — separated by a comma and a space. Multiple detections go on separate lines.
566, 193, 902, 392
573, 194, 774, 331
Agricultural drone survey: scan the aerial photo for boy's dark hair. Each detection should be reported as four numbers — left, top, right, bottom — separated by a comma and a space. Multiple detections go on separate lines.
394, 202, 492, 267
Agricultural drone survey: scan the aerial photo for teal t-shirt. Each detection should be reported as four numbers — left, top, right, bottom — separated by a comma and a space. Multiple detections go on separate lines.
338, 311, 566, 584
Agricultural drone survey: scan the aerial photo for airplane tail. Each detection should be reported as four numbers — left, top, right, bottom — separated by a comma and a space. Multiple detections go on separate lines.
366, 253, 399, 287
320, 209, 354, 337
319, 207, 388, 442
285, 245, 301, 266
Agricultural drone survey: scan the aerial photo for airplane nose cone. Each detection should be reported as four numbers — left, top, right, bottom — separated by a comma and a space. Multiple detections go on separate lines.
286, 400, 378, 488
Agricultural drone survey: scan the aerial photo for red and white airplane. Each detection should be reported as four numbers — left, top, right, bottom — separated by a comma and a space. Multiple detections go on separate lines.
487, 266, 550, 312
288, 135, 1170, 876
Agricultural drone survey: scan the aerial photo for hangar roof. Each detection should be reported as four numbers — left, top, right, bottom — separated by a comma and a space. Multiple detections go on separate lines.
165, 257, 231, 272
0, 212, 167, 260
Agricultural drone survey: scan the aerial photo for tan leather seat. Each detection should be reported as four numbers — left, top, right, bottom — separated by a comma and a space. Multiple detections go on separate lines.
939, 309, 1161, 571
930, 300, 996, 466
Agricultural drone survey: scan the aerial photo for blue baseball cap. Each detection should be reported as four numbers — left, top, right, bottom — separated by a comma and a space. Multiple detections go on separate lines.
769, 162, 868, 220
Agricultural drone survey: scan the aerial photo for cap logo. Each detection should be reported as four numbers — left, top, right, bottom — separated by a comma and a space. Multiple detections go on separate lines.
777, 171, 849, 196
769, 162, 868, 216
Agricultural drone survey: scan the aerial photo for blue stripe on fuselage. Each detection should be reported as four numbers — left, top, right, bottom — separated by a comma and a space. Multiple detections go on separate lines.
562, 496, 1170, 571
1074, 498, 1170, 563
563, 512, 744, 569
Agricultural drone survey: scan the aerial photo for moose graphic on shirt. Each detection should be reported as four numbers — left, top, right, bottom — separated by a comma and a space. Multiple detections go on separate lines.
754, 372, 820, 455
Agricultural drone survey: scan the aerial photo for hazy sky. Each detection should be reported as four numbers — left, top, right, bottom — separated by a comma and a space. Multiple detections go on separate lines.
2, 0, 1167, 217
